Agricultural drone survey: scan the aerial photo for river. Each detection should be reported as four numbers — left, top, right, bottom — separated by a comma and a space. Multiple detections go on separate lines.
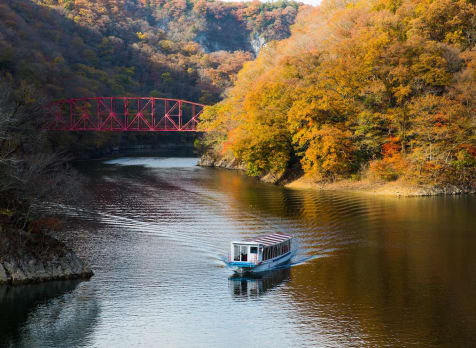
1, 157, 475, 347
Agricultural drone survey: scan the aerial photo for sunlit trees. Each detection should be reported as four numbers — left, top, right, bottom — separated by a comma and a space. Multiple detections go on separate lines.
299, 125, 355, 180
200, 0, 475, 188
230, 79, 293, 175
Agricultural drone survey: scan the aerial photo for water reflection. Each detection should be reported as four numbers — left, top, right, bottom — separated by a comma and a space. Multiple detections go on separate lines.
229, 268, 291, 299
4, 157, 473, 347
0, 281, 99, 348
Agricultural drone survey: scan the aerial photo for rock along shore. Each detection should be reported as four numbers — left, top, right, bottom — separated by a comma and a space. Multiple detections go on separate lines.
0, 228, 93, 285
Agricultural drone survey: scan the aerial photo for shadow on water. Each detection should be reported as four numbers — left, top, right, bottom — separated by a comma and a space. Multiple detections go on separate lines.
0, 280, 99, 348
229, 268, 291, 300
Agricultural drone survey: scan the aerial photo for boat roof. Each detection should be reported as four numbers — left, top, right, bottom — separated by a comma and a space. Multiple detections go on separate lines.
233, 232, 293, 247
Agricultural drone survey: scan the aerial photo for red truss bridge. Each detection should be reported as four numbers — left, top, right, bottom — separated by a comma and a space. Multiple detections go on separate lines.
45, 97, 205, 132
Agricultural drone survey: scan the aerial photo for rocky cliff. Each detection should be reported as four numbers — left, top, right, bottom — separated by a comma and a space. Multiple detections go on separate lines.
198, 152, 246, 171
198, 152, 302, 185
0, 228, 93, 285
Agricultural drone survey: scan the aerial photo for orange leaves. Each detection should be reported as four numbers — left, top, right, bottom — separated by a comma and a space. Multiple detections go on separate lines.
300, 125, 355, 180
382, 137, 401, 157
368, 137, 409, 181
201, 51, 253, 90
368, 153, 409, 181
199, 0, 475, 187
163, 0, 187, 16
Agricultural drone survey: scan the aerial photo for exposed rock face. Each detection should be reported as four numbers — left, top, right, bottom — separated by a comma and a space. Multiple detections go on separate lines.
0, 229, 93, 285
198, 152, 246, 171
409, 184, 475, 196
198, 152, 302, 185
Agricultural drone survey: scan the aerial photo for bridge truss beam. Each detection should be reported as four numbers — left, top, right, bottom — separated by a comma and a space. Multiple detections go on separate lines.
45, 97, 205, 132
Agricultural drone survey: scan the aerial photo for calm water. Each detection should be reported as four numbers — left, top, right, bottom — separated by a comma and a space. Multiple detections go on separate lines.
1, 157, 475, 347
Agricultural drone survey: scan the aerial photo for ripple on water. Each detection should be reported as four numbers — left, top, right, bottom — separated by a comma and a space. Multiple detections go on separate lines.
3, 157, 474, 348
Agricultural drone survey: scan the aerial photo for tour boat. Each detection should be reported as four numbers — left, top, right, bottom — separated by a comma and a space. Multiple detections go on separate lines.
226, 232, 296, 273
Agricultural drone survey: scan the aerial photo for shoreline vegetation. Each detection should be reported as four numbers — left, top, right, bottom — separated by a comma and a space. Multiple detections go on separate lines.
198, 153, 475, 197
285, 177, 475, 197
197, 0, 475, 193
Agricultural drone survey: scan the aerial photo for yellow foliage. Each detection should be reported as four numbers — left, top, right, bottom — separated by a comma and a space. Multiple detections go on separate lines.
200, 0, 475, 186
300, 125, 355, 180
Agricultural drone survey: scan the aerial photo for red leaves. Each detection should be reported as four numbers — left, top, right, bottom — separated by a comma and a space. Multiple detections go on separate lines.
459, 144, 476, 159
382, 137, 401, 157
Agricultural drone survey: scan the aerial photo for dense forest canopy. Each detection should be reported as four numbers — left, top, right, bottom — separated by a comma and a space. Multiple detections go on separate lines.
0, 0, 300, 101
0, 0, 301, 226
199, 0, 475, 188
0, 0, 300, 153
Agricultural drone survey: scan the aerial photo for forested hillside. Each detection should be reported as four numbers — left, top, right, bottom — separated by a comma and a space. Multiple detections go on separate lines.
199, 0, 475, 189
0, 0, 299, 152
0, 0, 299, 101
0, 0, 300, 227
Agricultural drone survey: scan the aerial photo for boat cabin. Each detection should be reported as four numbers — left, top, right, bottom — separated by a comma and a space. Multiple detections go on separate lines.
231, 233, 292, 265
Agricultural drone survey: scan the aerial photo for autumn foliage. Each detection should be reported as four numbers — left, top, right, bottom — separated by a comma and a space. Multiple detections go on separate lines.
0, 0, 299, 102
199, 0, 475, 188
0, 0, 300, 153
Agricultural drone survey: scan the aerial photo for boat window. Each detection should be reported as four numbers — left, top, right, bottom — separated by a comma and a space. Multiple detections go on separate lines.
250, 247, 258, 254
234, 245, 240, 261
240, 245, 248, 262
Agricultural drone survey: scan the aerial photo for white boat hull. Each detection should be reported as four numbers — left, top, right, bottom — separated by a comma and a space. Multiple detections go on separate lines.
229, 248, 297, 274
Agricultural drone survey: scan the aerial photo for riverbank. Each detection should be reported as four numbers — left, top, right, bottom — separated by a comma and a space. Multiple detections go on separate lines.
0, 228, 93, 285
286, 177, 475, 197
198, 153, 475, 196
